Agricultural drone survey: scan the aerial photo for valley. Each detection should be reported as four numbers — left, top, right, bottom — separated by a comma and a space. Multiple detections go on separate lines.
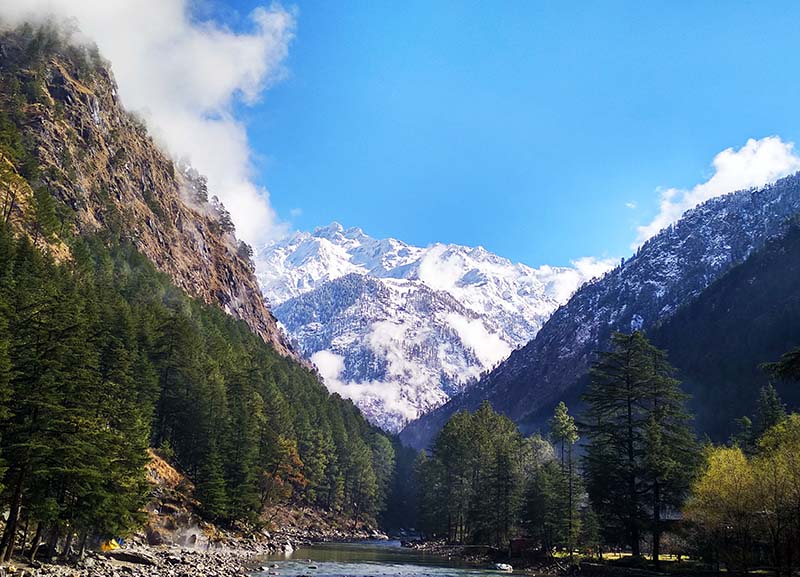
1, 7, 800, 577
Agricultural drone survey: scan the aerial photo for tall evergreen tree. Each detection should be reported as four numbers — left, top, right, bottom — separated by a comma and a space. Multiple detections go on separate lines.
753, 383, 786, 440
549, 402, 580, 559
583, 331, 698, 566
195, 442, 229, 521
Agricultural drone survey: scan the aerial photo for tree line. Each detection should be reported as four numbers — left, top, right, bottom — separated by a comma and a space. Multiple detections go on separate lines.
0, 227, 395, 562
415, 331, 800, 574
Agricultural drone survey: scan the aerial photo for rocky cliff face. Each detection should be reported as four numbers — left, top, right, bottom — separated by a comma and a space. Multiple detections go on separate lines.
0, 27, 292, 356
401, 172, 800, 448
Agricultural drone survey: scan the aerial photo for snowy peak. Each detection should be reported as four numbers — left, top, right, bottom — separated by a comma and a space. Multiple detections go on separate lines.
257, 224, 614, 431
258, 223, 426, 305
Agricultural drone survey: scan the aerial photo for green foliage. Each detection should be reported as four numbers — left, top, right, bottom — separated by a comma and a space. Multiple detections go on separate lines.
686, 415, 800, 574
730, 383, 787, 454
650, 224, 800, 440
753, 382, 786, 439
0, 224, 395, 557
415, 402, 533, 546
32, 186, 59, 243
763, 346, 800, 383
548, 402, 581, 558
196, 443, 229, 521
0, 231, 151, 560
583, 332, 699, 565
415, 402, 601, 553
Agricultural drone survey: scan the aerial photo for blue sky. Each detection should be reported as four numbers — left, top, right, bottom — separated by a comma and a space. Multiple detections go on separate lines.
214, 0, 800, 266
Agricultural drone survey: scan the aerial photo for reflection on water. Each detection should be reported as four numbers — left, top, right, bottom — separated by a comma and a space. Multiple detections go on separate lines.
252, 541, 510, 577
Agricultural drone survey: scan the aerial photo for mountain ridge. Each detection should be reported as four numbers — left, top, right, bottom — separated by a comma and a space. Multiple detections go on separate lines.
400, 172, 800, 447
257, 223, 613, 431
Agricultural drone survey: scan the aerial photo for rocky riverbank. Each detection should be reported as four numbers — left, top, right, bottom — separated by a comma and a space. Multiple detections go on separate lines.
401, 540, 586, 576
2, 523, 388, 577
402, 539, 500, 566
3, 544, 262, 577
0, 449, 389, 577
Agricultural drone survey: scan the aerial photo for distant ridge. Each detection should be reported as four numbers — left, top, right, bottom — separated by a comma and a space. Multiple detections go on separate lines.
401, 172, 800, 447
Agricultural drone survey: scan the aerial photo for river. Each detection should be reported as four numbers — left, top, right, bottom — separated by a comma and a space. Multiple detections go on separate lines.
252, 540, 512, 577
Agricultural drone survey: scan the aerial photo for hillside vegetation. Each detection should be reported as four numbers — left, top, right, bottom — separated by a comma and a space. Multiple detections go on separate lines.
0, 23, 396, 561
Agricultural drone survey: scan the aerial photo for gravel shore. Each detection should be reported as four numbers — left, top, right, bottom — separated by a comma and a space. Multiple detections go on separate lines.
4, 544, 267, 577
3, 526, 387, 577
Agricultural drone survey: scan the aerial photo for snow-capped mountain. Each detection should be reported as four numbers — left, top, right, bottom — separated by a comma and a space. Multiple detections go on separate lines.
401, 172, 800, 448
257, 223, 613, 431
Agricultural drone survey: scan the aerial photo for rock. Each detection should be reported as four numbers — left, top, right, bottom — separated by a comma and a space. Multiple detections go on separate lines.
164, 554, 183, 565
146, 528, 169, 546
105, 549, 160, 566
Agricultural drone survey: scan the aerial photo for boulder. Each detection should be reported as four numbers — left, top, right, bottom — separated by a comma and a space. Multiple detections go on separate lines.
105, 549, 160, 566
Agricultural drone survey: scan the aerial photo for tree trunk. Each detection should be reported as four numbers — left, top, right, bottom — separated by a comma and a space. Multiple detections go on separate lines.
19, 513, 30, 556
625, 371, 640, 559
0, 470, 25, 561
28, 523, 44, 563
78, 530, 89, 559
652, 481, 661, 570
61, 531, 74, 561
46, 525, 61, 560
568, 443, 574, 562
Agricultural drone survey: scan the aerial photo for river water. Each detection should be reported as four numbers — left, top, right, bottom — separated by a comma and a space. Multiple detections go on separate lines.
252, 540, 511, 577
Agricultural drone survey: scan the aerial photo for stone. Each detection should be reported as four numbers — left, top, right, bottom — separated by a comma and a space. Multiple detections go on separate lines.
105, 550, 160, 566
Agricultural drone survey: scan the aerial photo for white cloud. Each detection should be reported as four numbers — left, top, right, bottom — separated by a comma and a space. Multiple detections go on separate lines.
535, 257, 617, 303
310, 349, 424, 429
635, 136, 800, 247
625, 201, 637, 210
446, 313, 510, 366
0, 0, 294, 246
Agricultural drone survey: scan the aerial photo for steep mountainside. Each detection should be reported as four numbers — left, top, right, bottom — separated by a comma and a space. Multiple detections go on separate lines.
0, 24, 399, 541
649, 221, 800, 440
0, 26, 291, 355
401, 173, 800, 447
258, 223, 610, 430
275, 274, 490, 432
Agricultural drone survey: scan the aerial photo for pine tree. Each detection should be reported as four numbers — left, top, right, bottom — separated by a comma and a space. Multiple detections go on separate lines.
196, 443, 229, 521
31, 186, 58, 244
0, 216, 397, 542
753, 383, 785, 440
763, 346, 800, 383
549, 402, 580, 559
583, 331, 698, 566
421, 402, 529, 546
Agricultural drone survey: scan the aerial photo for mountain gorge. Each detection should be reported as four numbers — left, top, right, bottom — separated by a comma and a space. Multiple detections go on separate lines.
0, 23, 398, 549
257, 223, 612, 431
401, 173, 800, 447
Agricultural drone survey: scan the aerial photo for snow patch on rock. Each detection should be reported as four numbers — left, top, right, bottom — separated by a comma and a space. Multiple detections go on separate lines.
257, 225, 614, 431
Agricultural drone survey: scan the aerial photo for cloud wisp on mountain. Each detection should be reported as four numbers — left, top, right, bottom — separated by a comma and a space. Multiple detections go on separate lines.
0, 0, 294, 247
